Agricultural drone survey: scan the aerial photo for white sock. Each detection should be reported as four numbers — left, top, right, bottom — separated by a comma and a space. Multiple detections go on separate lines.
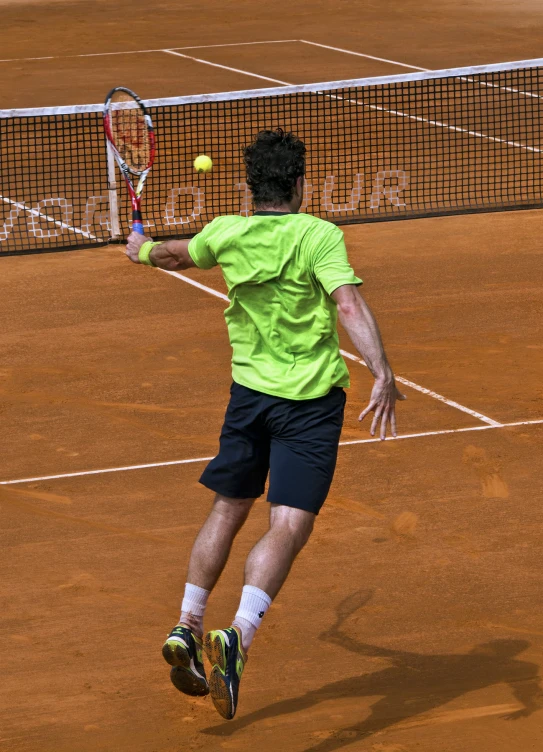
232, 585, 272, 652
180, 583, 210, 637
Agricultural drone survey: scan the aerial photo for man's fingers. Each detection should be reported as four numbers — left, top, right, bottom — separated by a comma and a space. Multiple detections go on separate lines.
397, 391, 407, 401
370, 406, 383, 436
358, 401, 377, 421
390, 409, 397, 437
379, 409, 390, 441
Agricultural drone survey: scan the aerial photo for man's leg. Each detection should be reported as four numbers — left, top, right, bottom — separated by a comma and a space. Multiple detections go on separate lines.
232, 504, 315, 649
245, 504, 315, 598
204, 387, 344, 718
179, 493, 255, 637
163, 493, 254, 696
204, 504, 315, 718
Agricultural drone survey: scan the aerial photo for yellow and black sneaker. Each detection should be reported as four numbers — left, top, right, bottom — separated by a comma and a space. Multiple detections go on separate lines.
162, 625, 209, 697
204, 626, 247, 720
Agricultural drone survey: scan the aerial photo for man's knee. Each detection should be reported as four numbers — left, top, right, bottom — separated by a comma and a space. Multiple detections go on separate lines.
270, 504, 315, 552
212, 494, 255, 526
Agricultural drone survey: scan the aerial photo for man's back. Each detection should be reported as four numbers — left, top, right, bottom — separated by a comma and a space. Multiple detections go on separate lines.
188, 212, 362, 400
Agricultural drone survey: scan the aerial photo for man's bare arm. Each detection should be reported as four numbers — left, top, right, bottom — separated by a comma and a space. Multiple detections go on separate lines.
125, 232, 196, 271
148, 239, 196, 271
332, 284, 392, 381
332, 284, 405, 439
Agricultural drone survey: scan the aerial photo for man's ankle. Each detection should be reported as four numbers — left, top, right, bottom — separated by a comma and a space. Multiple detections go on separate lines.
179, 618, 203, 639
232, 617, 255, 653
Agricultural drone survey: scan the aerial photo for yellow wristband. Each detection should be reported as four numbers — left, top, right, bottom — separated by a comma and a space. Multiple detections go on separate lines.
138, 241, 160, 267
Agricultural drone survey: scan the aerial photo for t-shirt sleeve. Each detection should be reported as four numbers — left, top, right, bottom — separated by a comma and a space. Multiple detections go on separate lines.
310, 223, 362, 295
187, 225, 219, 270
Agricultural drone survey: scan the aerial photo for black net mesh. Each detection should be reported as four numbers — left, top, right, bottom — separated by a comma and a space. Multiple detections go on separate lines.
1, 64, 542, 255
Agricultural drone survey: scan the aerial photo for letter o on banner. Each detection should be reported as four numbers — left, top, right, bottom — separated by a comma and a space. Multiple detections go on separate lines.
164, 187, 205, 226
28, 197, 74, 238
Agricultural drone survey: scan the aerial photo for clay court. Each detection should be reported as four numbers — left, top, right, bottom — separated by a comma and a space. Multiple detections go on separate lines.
1, 1, 543, 750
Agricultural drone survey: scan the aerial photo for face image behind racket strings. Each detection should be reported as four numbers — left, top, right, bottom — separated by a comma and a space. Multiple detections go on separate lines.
103, 87, 155, 235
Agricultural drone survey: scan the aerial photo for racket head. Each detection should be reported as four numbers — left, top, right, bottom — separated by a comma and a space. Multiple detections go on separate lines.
103, 87, 155, 175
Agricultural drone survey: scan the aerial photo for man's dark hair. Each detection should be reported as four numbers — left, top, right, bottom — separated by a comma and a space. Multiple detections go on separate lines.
243, 129, 306, 207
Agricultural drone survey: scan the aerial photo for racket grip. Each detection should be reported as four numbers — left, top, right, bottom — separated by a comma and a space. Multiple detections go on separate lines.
132, 210, 144, 235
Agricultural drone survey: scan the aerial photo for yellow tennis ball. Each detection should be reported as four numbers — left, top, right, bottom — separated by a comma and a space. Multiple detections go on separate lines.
194, 155, 213, 173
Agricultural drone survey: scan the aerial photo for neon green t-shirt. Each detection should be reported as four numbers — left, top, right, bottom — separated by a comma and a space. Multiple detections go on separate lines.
188, 212, 362, 400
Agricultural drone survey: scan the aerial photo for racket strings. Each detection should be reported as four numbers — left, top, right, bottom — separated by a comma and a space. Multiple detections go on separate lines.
109, 91, 151, 172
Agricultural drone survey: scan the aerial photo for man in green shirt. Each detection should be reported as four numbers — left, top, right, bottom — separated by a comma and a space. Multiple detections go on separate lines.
125, 129, 405, 721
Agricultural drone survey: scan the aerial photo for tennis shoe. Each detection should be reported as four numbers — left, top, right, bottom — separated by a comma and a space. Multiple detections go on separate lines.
162, 624, 209, 696
204, 626, 247, 720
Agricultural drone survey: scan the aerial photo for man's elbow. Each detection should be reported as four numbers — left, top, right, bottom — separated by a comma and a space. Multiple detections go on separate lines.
332, 284, 362, 320
336, 300, 359, 320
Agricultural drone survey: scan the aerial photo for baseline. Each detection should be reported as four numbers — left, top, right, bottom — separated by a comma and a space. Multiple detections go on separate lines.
0, 40, 299, 65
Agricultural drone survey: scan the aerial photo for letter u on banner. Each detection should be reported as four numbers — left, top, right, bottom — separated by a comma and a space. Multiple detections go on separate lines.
321, 174, 363, 213
164, 187, 205, 225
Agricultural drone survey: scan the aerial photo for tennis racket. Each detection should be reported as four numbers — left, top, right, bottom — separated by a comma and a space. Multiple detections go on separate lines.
103, 87, 155, 235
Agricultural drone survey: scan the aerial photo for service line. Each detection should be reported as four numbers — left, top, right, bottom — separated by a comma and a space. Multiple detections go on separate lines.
1, 420, 541, 487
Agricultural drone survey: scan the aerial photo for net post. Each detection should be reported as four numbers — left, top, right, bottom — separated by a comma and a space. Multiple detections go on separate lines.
106, 140, 121, 239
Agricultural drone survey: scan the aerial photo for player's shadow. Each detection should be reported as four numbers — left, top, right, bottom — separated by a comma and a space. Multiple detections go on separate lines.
201, 590, 542, 750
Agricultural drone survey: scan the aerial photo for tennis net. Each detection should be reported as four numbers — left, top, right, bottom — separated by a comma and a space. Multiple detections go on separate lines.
1, 58, 542, 255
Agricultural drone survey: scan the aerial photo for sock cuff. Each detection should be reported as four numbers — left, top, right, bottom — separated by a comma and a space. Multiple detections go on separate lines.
185, 583, 210, 599
242, 585, 272, 607
235, 585, 272, 630
181, 582, 210, 618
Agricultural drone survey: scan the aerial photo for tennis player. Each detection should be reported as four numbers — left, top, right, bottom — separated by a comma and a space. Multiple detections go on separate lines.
125, 129, 405, 721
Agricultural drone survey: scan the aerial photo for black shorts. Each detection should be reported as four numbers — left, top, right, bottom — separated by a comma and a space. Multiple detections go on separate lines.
199, 382, 346, 515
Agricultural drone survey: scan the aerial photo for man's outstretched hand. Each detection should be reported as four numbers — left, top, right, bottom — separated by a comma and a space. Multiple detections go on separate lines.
359, 378, 406, 440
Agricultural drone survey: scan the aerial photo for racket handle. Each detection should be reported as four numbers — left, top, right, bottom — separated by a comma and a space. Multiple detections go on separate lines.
132, 210, 144, 235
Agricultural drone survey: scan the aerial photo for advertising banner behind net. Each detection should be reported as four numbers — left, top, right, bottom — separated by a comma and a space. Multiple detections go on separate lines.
1, 60, 542, 255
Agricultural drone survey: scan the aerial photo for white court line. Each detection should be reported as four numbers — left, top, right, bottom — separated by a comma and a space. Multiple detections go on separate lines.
299, 40, 427, 71
161, 270, 501, 426
1, 419, 541, 487
0, 40, 298, 64
0, 195, 97, 240
345, 96, 541, 153
340, 419, 543, 446
160, 52, 540, 155
301, 40, 543, 101
339, 351, 501, 426
162, 49, 290, 85
1, 39, 540, 106
0, 455, 214, 486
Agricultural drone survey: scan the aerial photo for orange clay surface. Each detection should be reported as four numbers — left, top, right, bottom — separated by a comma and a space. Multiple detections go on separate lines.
1, 2, 543, 751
